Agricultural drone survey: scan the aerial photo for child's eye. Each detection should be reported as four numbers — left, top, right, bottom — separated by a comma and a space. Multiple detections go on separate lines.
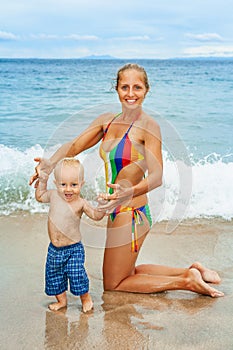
72, 183, 78, 187
60, 183, 66, 187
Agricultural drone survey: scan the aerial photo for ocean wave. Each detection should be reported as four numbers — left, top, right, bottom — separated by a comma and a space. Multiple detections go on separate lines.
0, 144, 232, 221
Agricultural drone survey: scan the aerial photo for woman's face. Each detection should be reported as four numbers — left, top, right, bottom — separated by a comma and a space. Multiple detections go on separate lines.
117, 69, 148, 109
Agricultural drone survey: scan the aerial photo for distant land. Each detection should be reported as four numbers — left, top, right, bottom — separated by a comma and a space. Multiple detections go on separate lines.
0, 56, 232, 60
81, 54, 117, 59
80, 55, 233, 60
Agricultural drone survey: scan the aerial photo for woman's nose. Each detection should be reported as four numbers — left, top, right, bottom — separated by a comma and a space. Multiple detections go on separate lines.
128, 87, 134, 96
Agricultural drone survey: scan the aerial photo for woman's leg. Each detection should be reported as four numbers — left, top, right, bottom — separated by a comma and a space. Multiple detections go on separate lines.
115, 268, 223, 297
103, 213, 224, 297
103, 241, 223, 297
135, 263, 221, 284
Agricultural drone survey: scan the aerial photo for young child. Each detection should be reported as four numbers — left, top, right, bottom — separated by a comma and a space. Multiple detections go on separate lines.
35, 157, 105, 312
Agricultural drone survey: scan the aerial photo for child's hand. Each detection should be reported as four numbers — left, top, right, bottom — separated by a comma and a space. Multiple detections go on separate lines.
97, 182, 133, 213
97, 198, 109, 206
29, 158, 53, 186
95, 197, 109, 214
34, 179, 39, 188
38, 170, 49, 183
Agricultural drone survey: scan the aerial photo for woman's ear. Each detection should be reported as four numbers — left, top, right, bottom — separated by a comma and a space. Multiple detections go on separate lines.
145, 87, 150, 97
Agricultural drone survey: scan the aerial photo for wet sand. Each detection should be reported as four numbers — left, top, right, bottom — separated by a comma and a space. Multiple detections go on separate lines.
1, 213, 233, 350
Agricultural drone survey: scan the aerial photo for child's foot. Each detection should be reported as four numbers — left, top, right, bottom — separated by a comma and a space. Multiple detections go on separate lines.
48, 292, 67, 311
80, 293, 93, 313
48, 301, 67, 311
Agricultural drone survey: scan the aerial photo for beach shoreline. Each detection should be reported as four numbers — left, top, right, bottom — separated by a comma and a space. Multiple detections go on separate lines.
1, 212, 233, 349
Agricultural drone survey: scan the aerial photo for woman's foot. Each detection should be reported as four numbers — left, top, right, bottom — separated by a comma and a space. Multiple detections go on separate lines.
80, 292, 94, 313
185, 268, 224, 297
190, 261, 221, 284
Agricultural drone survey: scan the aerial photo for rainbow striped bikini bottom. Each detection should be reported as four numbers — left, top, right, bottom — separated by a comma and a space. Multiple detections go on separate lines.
110, 204, 152, 253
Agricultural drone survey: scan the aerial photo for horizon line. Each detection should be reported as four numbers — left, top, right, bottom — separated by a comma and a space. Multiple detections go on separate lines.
1, 55, 233, 60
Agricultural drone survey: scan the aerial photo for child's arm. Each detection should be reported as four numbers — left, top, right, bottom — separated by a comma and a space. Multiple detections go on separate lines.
35, 171, 51, 203
82, 199, 106, 221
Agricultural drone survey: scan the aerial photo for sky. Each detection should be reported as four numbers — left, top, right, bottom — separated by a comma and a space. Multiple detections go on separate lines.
0, 0, 233, 59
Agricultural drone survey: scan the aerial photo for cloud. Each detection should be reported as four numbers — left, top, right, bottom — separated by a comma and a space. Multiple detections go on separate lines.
0, 31, 19, 41
185, 33, 224, 42
30, 34, 59, 40
64, 34, 99, 41
183, 45, 233, 57
29, 33, 99, 41
113, 35, 150, 41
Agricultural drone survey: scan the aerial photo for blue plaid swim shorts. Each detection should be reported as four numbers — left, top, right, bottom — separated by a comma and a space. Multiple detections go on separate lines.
45, 241, 89, 296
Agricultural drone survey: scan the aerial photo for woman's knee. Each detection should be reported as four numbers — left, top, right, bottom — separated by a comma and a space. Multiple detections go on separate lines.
103, 277, 120, 291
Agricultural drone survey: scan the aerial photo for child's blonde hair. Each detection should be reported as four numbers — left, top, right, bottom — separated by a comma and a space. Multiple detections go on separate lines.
54, 157, 84, 182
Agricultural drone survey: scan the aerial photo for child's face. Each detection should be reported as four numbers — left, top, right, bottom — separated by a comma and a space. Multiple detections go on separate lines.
54, 166, 83, 202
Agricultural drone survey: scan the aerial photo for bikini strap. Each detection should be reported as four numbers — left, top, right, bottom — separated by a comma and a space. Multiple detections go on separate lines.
131, 208, 144, 252
123, 111, 141, 136
102, 112, 122, 140
125, 122, 134, 136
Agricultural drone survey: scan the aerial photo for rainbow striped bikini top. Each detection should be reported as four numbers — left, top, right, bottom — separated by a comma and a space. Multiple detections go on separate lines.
99, 113, 144, 193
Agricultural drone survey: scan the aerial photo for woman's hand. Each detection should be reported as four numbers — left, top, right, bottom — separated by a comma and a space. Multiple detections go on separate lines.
97, 183, 133, 213
29, 157, 53, 187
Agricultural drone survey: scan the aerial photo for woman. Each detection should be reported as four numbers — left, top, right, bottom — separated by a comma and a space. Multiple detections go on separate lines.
30, 63, 223, 297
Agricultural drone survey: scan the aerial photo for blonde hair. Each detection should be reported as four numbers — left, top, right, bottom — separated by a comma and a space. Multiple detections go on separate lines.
115, 63, 150, 91
54, 157, 84, 182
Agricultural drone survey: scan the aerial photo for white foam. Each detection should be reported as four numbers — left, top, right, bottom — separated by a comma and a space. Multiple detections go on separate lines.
0, 144, 232, 220
148, 152, 233, 221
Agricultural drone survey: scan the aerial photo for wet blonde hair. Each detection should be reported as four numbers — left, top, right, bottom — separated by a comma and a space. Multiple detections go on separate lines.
54, 157, 84, 182
115, 63, 150, 92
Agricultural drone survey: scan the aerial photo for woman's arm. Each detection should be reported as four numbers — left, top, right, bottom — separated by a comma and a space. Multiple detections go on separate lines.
29, 114, 107, 186
50, 117, 105, 167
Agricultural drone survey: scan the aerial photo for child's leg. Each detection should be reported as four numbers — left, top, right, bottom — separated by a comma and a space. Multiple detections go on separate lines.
80, 292, 93, 313
49, 291, 67, 311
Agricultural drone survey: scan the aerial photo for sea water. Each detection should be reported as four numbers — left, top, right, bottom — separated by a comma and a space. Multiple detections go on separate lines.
0, 58, 232, 220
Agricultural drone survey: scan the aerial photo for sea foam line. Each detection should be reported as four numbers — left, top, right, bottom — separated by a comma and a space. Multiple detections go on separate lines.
0, 144, 232, 220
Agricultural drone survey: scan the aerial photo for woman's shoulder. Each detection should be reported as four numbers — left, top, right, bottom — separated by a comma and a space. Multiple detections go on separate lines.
139, 111, 161, 133
92, 112, 116, 126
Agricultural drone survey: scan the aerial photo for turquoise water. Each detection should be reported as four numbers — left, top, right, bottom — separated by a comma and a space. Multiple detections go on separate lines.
0, 58, 232, 219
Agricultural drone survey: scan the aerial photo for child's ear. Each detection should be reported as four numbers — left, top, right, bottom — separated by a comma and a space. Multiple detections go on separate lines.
80, 180, 85, 187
